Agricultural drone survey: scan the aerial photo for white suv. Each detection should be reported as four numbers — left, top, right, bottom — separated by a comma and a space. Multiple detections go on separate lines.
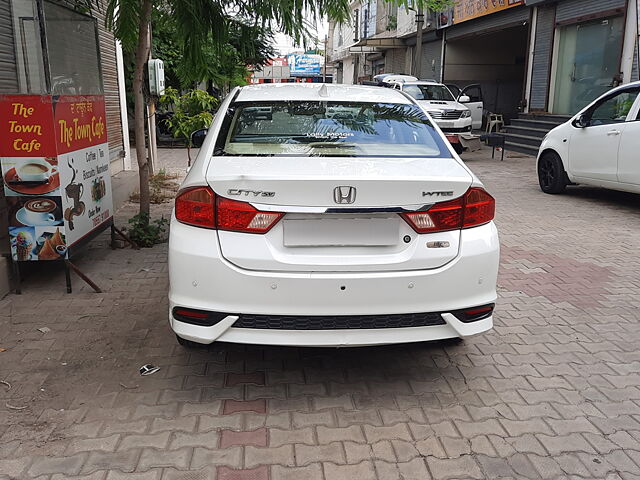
169, 83, 500, 348
385, 77, 473, 153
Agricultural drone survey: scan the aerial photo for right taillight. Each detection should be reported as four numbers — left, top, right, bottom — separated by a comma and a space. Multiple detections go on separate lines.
401, 187, 495, 233
175, 186, 283, 233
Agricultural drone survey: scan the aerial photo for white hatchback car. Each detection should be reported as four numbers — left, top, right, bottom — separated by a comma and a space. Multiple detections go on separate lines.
537, 81, 640, 194
169, 83, 499, 348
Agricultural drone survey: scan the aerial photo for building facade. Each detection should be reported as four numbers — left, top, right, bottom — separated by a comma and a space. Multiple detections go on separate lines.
328, 0, 640, 119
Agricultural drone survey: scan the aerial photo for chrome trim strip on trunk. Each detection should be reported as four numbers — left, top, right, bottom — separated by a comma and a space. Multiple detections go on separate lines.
248, 203, 434, 213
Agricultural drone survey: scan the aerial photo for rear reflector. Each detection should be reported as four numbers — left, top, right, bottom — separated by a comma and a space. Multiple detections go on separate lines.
175, 187, 283, 233
172, 307, 230, 326
401, 187, 494, 233
452, 304, 495, 323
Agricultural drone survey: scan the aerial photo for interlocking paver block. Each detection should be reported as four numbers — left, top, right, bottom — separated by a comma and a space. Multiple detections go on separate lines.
295, 443, 345, 466
217, 465, 269, 480
222, 399, 266, 415
220, 428, 268, 448
271, 463, 323, 480
244, 445, 294, 468
323, 461, 377, 480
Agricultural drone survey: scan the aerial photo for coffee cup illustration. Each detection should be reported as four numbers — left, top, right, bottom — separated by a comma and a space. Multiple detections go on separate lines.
16, 158, 55, 182
64, 159, 85, 230
22, 198, 57, 225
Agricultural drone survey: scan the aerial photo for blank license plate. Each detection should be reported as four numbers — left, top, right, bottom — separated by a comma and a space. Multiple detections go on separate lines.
283, 218, 399, 247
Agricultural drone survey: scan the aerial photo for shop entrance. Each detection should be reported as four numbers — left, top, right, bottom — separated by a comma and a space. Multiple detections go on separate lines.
552, 16, 625, 115
444, 24, 529, 124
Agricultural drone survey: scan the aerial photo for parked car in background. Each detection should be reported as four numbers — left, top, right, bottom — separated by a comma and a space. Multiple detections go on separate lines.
383, 76, 473, 154
537, 81, 640, 194
169, 83, 500, 348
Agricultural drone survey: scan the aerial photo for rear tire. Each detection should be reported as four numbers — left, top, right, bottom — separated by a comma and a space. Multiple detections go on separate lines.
453, 143, 464, 155
176, 334, 204, 349
538, 151, 567, 194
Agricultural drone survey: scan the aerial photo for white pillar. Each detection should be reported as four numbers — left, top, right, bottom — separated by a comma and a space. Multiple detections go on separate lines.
622, 0, 638, 84
524, 7, 538, 113
115, 38, 132, 170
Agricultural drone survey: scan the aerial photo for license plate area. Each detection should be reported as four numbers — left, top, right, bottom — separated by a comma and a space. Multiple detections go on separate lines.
283, 217, 400, 247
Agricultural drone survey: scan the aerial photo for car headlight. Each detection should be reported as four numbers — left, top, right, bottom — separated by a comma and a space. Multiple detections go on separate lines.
460, 110, 471, 118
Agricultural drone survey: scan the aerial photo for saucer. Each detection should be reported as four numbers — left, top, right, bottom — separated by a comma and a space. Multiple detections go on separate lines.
16, 208, 62, 226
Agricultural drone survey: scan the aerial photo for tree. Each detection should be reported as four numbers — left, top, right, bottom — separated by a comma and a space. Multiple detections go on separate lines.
159, 88, 218, 165
97, 0, 452, 219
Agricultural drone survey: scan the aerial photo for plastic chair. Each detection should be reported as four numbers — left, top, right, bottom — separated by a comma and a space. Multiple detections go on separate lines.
486, 113, 504, 134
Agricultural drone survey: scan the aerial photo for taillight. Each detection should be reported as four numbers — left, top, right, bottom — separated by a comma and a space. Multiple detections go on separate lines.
216, 197, 283, 233
175, 187, 283, 233
401, 187, 494, 233
175, 186, 215, 228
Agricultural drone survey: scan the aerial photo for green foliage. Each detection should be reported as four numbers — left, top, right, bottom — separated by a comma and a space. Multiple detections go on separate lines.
126, 213, 169, 247
387, 15, 398, 31
159, 88, 217, 145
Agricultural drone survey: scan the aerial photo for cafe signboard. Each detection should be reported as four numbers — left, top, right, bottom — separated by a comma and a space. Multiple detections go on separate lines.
453, 0, 525, 24
0, 94, 113, 262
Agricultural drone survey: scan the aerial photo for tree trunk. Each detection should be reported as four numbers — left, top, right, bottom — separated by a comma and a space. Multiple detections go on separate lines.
186, 145, 192, 167
133, 0, 153, 219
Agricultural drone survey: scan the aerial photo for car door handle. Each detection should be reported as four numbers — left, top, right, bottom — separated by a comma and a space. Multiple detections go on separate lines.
607, 129, 621, 136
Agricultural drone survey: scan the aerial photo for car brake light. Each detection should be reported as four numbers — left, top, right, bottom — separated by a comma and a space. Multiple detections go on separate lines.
216, 197, 283, 233
401, 187, 494, 233
175, 186, 216, 228
175, 186, 283, 233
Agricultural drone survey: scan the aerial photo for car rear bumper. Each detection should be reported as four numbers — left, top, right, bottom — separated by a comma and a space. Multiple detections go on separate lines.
168, 218, 499, 346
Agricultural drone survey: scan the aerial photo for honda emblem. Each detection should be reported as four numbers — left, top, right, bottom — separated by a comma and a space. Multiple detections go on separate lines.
333, 186, 356, 204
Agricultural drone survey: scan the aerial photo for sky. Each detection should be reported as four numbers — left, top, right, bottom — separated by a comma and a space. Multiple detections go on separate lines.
273, 16, 328, 55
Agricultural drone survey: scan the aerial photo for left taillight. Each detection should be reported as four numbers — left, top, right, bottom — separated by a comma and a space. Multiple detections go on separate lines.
175, 186, 216, 228
401, 187, 495, 234
175, 187, 283, 233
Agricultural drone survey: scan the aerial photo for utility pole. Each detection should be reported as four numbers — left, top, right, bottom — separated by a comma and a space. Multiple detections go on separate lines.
324, 35, 328, 83
413, 7, 424, 78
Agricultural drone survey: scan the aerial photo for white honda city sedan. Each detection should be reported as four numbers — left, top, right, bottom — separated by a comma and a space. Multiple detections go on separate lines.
168, 83, 500, 348
537, 81, 640, 194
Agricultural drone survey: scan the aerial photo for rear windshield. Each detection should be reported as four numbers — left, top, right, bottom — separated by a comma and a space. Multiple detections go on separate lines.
403, 85, 455, 102
214, 101, 451, 157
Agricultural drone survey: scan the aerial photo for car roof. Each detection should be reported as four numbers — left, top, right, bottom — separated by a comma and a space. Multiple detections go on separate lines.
403, 82, 445, 87
235, 83, 414, 105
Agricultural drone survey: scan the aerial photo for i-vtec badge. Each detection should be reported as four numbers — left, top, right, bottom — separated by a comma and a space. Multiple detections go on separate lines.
227, 189, 275, 197
422, 191, 454, 197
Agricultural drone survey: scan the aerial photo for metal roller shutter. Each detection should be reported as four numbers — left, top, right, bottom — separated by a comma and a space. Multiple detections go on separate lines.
92, 1, 124, 162
555, 0, 626, 24
447, 7, 530, 41
0, 0, 19, 93
420, 39, 442, 82
529, 5, 556, 110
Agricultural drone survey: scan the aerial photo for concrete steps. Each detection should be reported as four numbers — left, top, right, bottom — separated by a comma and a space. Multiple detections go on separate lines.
503, 113, 571, 157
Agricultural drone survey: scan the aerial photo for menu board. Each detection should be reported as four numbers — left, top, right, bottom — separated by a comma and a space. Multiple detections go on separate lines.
0, 94, 113, 262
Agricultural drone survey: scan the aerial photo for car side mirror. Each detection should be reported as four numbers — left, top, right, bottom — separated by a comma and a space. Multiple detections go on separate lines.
191, 128, 208, 148
458, 95, 471, 103
573, 114, 590, 128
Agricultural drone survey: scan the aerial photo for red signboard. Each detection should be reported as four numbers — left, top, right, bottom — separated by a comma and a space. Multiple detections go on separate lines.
0, 95, 57, 157
53, 95, 108, 154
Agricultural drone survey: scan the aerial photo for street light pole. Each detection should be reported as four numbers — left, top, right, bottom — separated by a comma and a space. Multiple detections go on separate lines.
413, 7, 424, 78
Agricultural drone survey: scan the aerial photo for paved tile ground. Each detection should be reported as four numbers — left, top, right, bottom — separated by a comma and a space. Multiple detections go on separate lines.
1, 146, 640, 479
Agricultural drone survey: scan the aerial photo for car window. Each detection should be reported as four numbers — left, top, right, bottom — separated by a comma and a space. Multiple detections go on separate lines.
588, 89, 640, 126
462, 86, 482, 103
402, 85, 455, 102
215, 101, 451, 158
